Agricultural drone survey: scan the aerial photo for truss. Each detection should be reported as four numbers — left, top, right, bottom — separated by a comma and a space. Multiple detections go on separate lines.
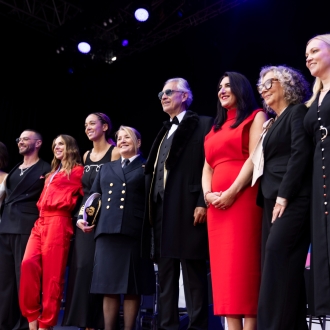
117, 0, 248, 58
0, 0, 82, 32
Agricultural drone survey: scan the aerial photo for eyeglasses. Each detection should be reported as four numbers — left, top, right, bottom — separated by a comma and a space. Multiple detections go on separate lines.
257, 78, 279, 94
158, 89, 183, 100
16, 137, 38, 143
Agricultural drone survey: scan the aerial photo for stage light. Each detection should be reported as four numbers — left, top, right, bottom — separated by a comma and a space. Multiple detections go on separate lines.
78, 42, 91, 54
134, 8, 149, 22
122, 39, 129, 47
111, 56, 117, 61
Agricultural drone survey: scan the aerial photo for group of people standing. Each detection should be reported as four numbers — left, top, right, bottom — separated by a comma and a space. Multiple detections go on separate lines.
0, 32, 330, 330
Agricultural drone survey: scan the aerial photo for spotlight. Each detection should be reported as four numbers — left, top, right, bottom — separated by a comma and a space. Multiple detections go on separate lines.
122, 39, 129, 47
111, 56, 117, 61
78, 42, 91, 54
134, 8, 149, 22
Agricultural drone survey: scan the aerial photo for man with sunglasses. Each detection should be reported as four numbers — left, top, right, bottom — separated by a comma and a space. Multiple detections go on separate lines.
0, 129, 50, 330
143, 77, 213, 330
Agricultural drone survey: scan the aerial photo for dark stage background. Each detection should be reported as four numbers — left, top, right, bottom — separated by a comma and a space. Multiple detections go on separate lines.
0, 0, 328, 169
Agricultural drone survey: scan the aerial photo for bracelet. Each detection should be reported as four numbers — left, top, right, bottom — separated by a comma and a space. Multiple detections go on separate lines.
204, 191, 212, 207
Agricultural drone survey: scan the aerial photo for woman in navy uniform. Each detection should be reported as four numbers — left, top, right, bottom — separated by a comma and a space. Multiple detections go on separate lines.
84, 125, 155, 330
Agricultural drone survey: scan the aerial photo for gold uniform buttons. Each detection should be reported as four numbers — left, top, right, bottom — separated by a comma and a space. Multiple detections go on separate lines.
121, 198, 124, 201
120, 205, 124, 209
108, 198, 111, 202
109, 190, 112, 194
106, 205, 110, 209
110, 183, 114, 186
122, 190, 125, 194
123, 183, 126, 186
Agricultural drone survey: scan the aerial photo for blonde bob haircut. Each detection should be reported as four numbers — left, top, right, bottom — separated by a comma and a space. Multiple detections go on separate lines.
305, 34, 330, 107
115, 126, 141, 155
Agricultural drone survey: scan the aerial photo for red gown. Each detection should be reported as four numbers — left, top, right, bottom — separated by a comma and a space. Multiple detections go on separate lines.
204, 109, 262, 315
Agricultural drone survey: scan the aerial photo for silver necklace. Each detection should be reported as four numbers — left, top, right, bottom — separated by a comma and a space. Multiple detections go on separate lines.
19, 167, 30, 176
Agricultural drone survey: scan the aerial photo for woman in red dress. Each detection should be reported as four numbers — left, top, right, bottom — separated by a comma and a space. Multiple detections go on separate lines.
19, 134, 83, 330
202, 72, 266, 330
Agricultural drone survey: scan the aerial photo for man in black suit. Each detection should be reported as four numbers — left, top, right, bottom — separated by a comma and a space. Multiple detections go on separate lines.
0, 129, 51, 330
143, 77, 213, 330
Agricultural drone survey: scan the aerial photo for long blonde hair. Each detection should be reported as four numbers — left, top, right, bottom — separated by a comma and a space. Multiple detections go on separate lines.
305, 34, 330, 107
48, 134, 81, 178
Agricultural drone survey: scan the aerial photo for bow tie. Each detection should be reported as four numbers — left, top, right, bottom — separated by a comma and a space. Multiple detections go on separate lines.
163, 116, 179, 130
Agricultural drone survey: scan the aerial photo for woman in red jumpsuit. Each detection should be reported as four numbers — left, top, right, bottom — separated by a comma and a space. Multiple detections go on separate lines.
19, 134, 83, 330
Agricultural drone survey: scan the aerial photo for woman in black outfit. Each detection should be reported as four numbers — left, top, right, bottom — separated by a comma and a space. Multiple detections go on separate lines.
256, 65, 313, 330
63, 112, 120, 330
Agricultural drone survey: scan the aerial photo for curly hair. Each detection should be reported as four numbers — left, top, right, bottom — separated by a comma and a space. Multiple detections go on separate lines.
0, 141, 9, 170
258, 65, 310, 113
305, 34, 330, 107
49, 134, 81, 178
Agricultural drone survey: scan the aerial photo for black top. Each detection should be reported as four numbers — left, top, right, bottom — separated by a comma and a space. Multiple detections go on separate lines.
76, 145, 114, 217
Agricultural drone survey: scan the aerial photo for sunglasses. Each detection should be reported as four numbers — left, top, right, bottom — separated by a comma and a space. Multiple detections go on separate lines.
158, 89, 184, 100
257, 78, 279, 94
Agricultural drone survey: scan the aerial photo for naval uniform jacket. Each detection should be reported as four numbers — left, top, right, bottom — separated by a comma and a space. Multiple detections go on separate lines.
90, 156, 146, 240
0, 159, 51, 234
142, 110, 213, 259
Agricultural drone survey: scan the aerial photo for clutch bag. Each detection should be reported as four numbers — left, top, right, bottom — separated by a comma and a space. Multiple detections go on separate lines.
83, 192, 101, 226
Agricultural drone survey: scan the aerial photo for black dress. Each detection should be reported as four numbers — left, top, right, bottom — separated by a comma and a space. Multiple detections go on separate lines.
304, 91, 330, 316
62, 145, 114, 328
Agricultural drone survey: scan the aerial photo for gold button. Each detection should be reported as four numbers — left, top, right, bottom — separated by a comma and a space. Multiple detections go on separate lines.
108, 198, 111, 201
123, 183, 126, 186
106, 205, 110, 209
122, 190, 125, 194
120, 205, 124, 209
121, 198, 124, 201
110, 183, 113, 186
109, 190, 112, 194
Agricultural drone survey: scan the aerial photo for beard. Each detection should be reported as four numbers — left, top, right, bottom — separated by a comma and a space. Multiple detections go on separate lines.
19, 144, 35, 155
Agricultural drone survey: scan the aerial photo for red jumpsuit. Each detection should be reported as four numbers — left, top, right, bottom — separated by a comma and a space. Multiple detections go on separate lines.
19, 165, 83, 329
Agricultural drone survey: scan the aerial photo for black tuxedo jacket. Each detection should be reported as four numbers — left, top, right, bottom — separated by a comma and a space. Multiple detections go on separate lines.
260, 103, 313, 201
90, 156, 146, 240
143, 110, 213, 259
0, 159, 51, 234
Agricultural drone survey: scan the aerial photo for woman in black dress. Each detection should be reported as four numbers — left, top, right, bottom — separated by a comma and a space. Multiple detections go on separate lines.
304, 33, 330, 317
63, 112, 120, 329
87, 125, 155, 330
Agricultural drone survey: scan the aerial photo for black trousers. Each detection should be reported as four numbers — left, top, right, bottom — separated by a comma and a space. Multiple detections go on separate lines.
0, 233, 30, 330
154, 195, 208, 330
257, 197, 310, 330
